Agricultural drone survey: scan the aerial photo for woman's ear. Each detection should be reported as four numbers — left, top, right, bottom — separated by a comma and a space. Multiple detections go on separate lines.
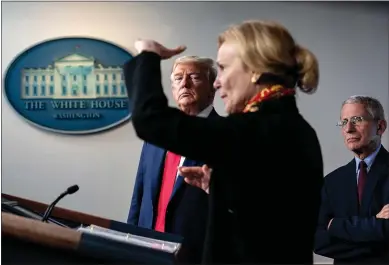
251, 73, 261, 84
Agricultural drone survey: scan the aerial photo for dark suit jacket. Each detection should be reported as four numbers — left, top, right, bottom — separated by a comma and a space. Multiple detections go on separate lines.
123, 51, 324, 264
127, 108, 218, 264
314, 146, 389, 264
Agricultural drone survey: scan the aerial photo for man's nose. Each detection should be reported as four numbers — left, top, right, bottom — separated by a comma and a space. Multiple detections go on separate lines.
180, 75, 191, 88
344, 121, 356, 133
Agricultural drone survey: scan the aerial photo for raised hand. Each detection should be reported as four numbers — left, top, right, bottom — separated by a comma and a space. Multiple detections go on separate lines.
178, 164, 212, 194
134, 39, 186, 59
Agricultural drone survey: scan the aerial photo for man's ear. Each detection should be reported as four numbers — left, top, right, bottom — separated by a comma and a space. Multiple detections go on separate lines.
377, 120, 387, 136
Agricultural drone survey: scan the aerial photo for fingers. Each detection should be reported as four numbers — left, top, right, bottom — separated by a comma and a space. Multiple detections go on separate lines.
178, 166, 203, 174
184, 177, 210, 194
202, 164, 212, 174
179, 167, 204, 182
178, 166, 198, 172
133, 39, 186, 59
172, 45, 187, 53
184, 177, 196, 184
380, 210, 389, 219
184, 177, 201, 187
381, 204, 389, 211
376, 205, 389, 219
162, 45, 186, 59
377, 213, 389, 219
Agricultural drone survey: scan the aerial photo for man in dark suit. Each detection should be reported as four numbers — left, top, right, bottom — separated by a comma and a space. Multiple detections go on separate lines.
314, 95, 389, 264
127, 55, 218, 264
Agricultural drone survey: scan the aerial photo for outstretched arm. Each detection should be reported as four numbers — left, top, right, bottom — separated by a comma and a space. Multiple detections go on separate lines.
124, 51, 256, 166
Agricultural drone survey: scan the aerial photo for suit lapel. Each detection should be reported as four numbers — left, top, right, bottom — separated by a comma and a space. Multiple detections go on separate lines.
150, 145, 166, 207
343, 159, 360, 214
360, 146, 389, 212
169, 158, 197, 202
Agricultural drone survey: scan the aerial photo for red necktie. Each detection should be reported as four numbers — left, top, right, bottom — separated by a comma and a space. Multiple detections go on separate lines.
357, 161, 367, 205
154, 151, 181, 232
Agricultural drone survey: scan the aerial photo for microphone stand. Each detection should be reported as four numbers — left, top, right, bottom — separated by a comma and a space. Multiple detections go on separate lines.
41, 185, 79, 223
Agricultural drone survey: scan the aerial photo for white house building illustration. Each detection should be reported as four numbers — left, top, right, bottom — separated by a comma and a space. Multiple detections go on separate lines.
21, 53, 127, 99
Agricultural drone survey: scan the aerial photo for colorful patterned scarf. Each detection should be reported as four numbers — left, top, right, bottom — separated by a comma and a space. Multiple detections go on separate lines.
243, 85, 295, 113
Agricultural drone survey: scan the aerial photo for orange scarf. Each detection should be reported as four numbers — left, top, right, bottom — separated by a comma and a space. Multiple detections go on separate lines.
243, 85, 295, 113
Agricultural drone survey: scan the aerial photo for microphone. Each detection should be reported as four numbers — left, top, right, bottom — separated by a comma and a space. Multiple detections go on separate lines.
41, 185, 79, 223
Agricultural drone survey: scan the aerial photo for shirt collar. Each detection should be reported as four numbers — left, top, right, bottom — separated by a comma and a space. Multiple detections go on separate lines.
196, 104, 213, 118
355, 144, 382, 172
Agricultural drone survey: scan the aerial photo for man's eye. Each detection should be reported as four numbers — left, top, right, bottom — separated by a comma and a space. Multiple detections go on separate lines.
350, 116, 363, 124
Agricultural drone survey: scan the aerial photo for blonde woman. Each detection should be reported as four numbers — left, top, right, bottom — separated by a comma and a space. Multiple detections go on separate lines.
124, 20, 324, 264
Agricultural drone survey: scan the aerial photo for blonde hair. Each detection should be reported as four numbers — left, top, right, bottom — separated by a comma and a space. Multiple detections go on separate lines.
170, 55, 217, 87
218, 20, 319, 93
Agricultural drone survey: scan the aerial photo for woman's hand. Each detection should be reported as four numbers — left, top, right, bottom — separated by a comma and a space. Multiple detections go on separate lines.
178, 164, 212, 194
134, 39, 186, 59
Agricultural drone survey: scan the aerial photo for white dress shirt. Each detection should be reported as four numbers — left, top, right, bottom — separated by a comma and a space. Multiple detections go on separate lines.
354, 144, 382, 184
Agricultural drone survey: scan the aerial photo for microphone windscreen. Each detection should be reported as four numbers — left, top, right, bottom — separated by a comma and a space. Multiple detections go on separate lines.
67, 185, 79, 194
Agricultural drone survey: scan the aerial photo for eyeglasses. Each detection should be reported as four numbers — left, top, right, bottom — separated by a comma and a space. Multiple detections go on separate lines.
336, 116, 372, 128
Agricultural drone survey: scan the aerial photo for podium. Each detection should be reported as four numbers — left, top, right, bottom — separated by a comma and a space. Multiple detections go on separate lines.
2, 193, 185, 264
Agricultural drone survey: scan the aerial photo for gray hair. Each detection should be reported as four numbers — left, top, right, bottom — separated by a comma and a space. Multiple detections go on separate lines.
170, 55, 217, 86
342, 95, 385, 120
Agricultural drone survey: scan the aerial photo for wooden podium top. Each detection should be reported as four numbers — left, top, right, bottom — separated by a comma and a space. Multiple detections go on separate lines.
2, 193, 111, 228
2, 194, 184, 265
2, 212, 81, 250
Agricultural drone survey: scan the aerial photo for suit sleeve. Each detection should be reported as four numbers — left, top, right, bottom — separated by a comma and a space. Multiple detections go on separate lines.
314, 183, 373, 259
328, 216, 389, 243
127, 143, 146, 225
328, 181, 389, 242
124, 51, 256, 167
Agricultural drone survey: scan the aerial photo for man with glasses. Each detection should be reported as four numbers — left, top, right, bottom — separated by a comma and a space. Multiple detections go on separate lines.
314, 95, 389, 264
